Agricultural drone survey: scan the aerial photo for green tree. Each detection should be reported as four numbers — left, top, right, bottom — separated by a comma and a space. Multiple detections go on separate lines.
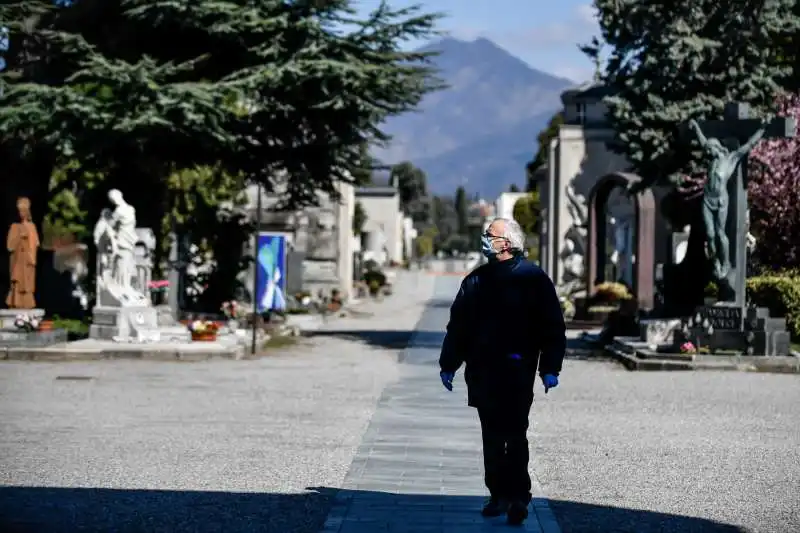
454, 186, 468, 235
0, 0, 444, 228
512, 192, 541, 236
431, 195, 457, 251
391, 161, 428, 208
1, 0, 444, 303
414, 229, 436, 258
526, 111, 563, 191
390, 160, 431, 226
586, 0, 798, 314
776, 2, 800, 91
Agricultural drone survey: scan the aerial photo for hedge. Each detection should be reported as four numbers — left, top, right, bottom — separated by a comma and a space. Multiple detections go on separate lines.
746, 274, 800, 340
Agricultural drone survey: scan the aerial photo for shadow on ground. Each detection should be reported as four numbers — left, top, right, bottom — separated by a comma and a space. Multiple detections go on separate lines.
309, 331, 612, 362
0, 485, 748, 533
309, 330, 444, 350
426, 299, 455, 309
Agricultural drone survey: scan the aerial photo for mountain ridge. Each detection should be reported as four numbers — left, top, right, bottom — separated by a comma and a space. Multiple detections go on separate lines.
375, 37, 574, 197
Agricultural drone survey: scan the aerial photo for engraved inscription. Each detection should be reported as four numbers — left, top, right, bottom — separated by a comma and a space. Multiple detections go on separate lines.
701, 306, 742, 330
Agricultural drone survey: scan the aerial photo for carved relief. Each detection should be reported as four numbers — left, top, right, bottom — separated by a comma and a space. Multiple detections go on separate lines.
558, 184, 588, 293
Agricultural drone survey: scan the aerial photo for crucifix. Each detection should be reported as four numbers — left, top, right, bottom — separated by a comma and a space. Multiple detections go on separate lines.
685, 102, 796, 307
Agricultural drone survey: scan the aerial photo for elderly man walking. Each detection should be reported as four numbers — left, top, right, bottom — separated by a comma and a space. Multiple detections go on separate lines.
439, 217, 566, 526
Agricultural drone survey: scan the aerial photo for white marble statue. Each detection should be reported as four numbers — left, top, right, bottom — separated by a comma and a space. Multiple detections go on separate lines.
559, 185, 588, 290
93, 190, 148, 306
565, 185, 588, 239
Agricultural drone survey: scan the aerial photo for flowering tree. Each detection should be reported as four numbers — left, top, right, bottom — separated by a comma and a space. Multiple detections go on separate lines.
748, 93, 800, 271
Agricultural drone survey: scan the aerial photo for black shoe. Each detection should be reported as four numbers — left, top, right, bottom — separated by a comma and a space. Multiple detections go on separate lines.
481, 497, 508, 517
506, 500, 529, 525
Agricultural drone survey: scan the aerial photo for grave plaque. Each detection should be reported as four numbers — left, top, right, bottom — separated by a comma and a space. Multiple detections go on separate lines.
701, 305, 743, 330
679, 305, 789, 356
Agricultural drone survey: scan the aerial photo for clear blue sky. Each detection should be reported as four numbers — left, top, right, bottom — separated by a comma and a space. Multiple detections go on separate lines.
354, 0, 599, 82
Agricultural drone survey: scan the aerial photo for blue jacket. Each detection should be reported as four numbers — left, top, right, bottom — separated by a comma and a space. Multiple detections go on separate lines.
439, 255, 566, 407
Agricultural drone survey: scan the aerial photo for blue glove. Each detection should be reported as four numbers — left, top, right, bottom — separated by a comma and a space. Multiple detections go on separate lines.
541, 373, 558, 393
440, 371, 454, 391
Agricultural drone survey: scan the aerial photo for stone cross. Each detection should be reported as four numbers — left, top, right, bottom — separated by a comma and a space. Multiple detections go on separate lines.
689, 102, 796, 307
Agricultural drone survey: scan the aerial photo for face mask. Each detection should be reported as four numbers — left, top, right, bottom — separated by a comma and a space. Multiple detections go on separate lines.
481, 235, 498, 258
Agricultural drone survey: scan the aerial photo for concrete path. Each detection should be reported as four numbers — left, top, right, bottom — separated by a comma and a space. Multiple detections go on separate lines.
320, 277, 558, 533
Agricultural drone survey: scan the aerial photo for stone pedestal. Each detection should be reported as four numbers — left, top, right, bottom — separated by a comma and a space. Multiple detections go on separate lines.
91, 306, 159, 341
0, 308, 45, 331
90, 306, 192, 343
676, 305, 791, 356
0, 329, 68, 347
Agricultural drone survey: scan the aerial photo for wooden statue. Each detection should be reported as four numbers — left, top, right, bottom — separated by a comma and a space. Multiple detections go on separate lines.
6, 197, 39, 309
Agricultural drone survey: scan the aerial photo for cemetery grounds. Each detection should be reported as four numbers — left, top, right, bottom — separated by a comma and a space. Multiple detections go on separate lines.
0, 269, 798, 533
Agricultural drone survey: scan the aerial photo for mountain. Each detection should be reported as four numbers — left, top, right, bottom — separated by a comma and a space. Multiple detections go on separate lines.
374, 37, 574, 198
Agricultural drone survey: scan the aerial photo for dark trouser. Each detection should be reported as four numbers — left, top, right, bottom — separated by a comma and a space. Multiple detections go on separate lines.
477, 398, 533, 503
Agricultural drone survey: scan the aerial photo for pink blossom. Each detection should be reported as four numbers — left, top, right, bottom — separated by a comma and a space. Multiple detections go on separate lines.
748, 92, 800, 269
147, 280, 170, 289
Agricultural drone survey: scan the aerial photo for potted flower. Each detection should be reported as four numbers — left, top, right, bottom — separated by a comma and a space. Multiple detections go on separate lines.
187, 320, 220, 341
592, 282, 633, 304
221, 300, 246, 331
679, 341, 697, 354
13, 313, 41, 332
148, 280, 170, 305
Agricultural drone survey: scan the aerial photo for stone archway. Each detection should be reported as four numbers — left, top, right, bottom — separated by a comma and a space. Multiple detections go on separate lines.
587, 172, 656, 310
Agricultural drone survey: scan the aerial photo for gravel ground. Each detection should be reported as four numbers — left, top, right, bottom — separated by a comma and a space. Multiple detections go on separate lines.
532, 358, 800, 533
0, 271, 434, 533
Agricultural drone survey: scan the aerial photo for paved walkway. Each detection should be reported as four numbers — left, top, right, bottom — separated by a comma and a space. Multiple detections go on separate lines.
320, 278, 560, 533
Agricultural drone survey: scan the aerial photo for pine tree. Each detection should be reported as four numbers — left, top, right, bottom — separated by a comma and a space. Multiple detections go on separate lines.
588, 0, 797, 186
0, 0, 444, 213
454, 186, 468, 236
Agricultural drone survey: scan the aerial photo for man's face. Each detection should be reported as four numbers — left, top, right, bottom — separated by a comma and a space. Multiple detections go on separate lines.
484, 220, 509, 255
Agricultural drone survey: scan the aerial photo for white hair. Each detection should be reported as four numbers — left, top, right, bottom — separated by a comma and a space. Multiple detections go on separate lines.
492, 217, 526, 251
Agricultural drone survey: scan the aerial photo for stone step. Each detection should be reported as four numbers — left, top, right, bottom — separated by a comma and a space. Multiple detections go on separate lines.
0, 329, 68, 348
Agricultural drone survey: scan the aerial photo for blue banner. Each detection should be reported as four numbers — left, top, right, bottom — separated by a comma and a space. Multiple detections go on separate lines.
255, 233, 287, 312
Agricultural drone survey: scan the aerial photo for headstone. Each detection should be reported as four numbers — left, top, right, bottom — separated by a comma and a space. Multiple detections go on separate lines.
299, 181, 355, 299
285, 250, 305, 296
166, 231, 190, 319
355, 186, 402, 266
675, 304, 790, 356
